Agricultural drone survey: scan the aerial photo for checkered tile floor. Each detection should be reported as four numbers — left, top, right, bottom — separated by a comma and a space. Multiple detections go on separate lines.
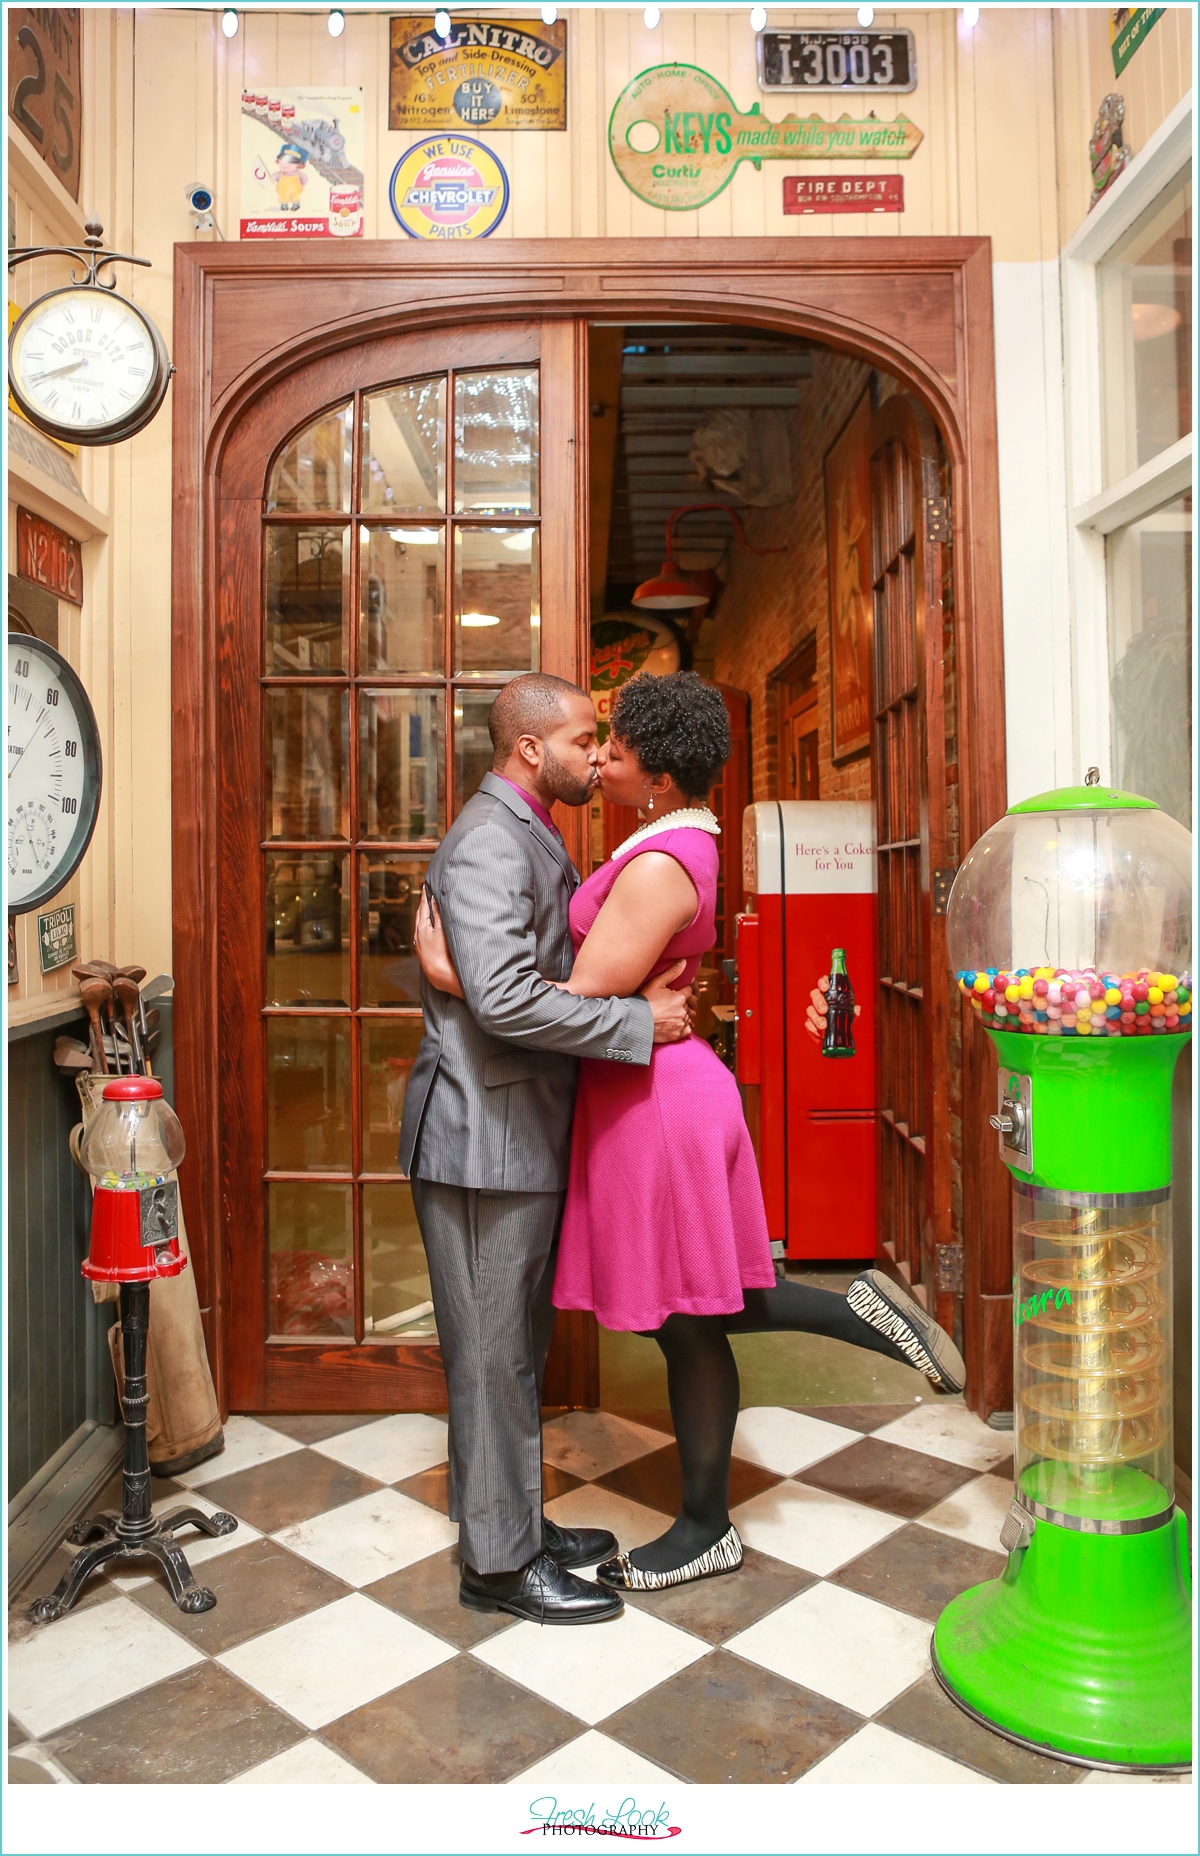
6, 1402, 1186, 1786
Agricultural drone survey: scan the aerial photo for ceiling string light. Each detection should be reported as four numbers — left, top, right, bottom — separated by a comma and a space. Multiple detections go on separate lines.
540, 5, 558, 22
220, 8, 238, 38
328, 8, 345, 36
434, 9, 452, 40
644, 6, 661, 29
857, 6, 875, 25
961, 5, 980, 26
750, 6, 767, 30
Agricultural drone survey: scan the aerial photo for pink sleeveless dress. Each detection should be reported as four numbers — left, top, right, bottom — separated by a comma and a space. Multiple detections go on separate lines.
552, 825, 775, 1332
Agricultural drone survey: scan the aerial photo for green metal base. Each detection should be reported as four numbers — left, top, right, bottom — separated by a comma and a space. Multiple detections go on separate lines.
933, 1506, 1193, 1770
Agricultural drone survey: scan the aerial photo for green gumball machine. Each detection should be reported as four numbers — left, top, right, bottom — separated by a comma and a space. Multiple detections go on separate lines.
934, 778, 1193, 1773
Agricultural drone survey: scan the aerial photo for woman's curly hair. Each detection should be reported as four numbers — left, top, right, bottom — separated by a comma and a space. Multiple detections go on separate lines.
609, 671, 732, 802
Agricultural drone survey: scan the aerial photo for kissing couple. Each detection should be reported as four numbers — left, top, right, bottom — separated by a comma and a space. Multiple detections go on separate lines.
399, 670, 964, 1624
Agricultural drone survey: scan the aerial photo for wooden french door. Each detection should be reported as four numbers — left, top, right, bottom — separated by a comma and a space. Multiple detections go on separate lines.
217, 319, 586, 1412
869, 395, 955, 1326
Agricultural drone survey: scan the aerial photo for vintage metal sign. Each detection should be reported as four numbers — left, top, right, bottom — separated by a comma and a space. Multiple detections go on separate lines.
758, 28, 916, 94
784, 175, 904, 215
390, 16, 567, 132
389, 137, 510, 240
16, 507, 83, 606
1110, 6, 1163, 76
240, 88, 364, 239
37, 902, 76, 974
610, 64, 922, 213
7, 7, 82, 201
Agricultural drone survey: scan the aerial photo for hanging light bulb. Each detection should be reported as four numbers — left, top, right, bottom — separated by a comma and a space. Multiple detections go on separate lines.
644, 6, 661, 28
220, 8, 238, 38
540, 4, 558, 20
328, 7, 345, 34
750, 5, 767, 29
857, 5, 874, 23
434, 8, 452, 39
961, 4, 980, 25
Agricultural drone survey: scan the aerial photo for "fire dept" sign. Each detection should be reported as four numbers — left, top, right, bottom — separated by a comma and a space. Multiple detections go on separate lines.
784, 175, 903, 215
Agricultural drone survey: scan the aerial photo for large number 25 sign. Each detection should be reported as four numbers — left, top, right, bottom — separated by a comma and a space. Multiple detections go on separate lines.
7, 8, 82, 204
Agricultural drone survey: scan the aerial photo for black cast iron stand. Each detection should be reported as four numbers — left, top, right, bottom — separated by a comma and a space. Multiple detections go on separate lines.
29, 1281, 236, 1624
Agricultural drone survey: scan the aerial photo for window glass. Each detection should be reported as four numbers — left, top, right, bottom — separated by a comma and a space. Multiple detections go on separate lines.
266, 1019, 352, 1171
264, 688, 349, 841
454, 526, 540, 675
360, 525, 444, 675
363, 1184, 436, 1339
268, 1183, 353, 1338
267, 404, 352, 512
359, 691, 445, 840
359, 854, 430, 1005
1099, 172, 1192, 484
266, 526, 349, 674
265, 853, 350, 1005
362, 378, 445, 513
454, 687, 499, 808
1108, 492, 1192, 828
454, 369, 539, 514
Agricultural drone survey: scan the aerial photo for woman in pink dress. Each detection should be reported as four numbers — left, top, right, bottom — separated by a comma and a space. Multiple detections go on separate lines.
421, 672, 965, 1592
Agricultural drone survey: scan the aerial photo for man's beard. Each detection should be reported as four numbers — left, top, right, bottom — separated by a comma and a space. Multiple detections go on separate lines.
540, 742, 596, 808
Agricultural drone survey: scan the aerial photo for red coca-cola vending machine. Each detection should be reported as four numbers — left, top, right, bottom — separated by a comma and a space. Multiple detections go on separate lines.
736, 801, 877, 1261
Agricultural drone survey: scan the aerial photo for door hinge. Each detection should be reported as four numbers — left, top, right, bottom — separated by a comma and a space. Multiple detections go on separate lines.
925, 495, 951, 544
936, 1243, 964, 1293
931, 867, 956, 916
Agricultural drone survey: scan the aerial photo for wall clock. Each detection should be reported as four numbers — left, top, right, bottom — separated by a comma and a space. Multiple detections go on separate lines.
8, 633, 103, 915
7, 220, 173, 447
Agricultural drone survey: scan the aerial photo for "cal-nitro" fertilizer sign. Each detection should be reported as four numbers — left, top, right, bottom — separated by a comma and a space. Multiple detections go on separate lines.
389, 136, 510, 238
610, 63, 922, 211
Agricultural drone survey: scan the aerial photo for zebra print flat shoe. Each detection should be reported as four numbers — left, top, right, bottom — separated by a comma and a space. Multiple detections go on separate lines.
846, 1268, 966, 1393
595, 1525, 743, 1591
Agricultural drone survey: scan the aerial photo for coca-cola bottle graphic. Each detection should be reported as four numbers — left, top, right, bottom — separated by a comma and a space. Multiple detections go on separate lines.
821, 947, 856, 1058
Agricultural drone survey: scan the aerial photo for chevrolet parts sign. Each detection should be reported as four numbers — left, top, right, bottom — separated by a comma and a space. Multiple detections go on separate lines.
390, 15, 567, 132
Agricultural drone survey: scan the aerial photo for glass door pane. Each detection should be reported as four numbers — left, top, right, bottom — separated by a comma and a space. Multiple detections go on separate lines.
260, 359, 543, 1360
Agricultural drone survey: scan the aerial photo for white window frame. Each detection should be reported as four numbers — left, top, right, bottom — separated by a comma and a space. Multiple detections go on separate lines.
1060, 89, 1193, 783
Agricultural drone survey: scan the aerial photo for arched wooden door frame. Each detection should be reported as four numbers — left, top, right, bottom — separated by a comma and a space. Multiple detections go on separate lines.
173, 237, 1010, 1420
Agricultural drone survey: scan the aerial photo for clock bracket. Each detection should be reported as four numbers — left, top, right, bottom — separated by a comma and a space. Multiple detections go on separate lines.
7, 219, 151, 292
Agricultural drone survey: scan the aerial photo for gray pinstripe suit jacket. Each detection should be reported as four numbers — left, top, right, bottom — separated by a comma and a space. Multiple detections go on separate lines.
398, 771, 653, 1192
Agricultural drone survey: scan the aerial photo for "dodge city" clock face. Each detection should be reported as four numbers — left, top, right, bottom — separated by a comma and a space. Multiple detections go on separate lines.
7, 634, 102, 915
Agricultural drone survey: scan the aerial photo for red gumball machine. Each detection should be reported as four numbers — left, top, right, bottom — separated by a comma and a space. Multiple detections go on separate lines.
736, 801, 877, 1261
80, 1076, 189, 1284
29, 1078, 237, 1625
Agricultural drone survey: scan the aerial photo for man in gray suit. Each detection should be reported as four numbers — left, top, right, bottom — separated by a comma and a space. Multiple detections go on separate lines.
400, 674, 689, 1625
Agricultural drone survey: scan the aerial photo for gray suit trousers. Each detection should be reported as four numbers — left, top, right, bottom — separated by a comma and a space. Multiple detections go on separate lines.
412, 1179, 563, 1575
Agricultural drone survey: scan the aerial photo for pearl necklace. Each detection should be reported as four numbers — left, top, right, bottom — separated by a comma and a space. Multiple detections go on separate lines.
609, 805, 721, 861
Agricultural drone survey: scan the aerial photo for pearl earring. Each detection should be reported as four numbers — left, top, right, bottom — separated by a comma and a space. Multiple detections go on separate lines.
647, 791, 655, 813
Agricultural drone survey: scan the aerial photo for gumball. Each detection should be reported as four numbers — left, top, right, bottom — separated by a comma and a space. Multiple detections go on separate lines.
1104, 987, 1121, 1006
1162, 974, 1178, 991
1148, 985, 1163, 1005
1073, 988, 1089, 1009
1166, 1014, 1180, 1029
1133, 982, 1149, 1002
1105, 1004, 1120, 1020
1005, 984, 1020, 1004
974, 974, 989, 995
1134, 999, 1150, 1015
1018, 977, 1033, 1000
1178, 988, 1191, 1006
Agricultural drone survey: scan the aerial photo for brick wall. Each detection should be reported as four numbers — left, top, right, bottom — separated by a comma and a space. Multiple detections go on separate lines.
711, 347, 875, 805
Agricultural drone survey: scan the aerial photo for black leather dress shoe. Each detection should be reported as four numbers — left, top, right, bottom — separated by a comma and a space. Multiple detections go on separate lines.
543, 1514, 618, 1568
459, 1550, 623, 1625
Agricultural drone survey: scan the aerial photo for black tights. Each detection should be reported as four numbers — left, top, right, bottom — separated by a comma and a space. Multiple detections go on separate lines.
631, 1281, 910, 1575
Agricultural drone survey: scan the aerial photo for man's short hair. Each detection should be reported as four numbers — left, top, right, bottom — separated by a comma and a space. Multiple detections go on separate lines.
488, 673, 586, 765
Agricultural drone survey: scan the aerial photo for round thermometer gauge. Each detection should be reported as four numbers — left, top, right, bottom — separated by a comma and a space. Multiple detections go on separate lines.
8, 285, 172, 447
8, 634, 103, 915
